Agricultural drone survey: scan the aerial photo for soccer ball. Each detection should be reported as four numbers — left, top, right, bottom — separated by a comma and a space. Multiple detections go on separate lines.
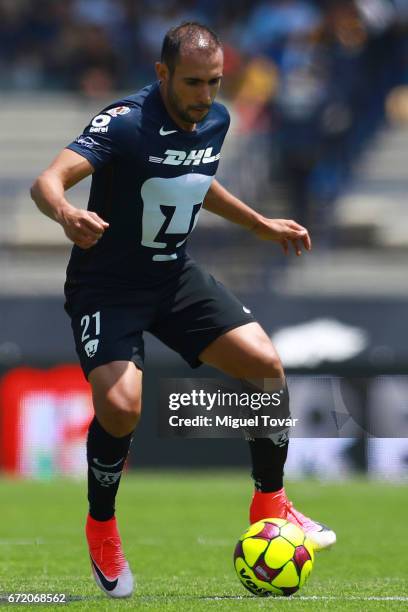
234, 517, 314, 597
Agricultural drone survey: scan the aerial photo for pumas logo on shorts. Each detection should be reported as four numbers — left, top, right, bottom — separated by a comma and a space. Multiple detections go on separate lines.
84, 339, 99, 358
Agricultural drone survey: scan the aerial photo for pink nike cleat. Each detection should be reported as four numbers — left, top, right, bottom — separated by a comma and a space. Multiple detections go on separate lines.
86, 514, 134, 598
249, 488, 336, 551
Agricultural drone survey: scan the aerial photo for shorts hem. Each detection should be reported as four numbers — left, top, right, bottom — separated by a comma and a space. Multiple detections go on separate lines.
80, 355, 144, 381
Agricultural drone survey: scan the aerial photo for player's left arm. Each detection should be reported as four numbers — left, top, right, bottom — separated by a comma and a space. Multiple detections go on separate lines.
203, 179, 311, 256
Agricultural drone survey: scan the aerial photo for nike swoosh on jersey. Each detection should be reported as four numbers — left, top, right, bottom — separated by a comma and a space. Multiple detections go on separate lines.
91, 557, 119, 591
159, 126, 177, 136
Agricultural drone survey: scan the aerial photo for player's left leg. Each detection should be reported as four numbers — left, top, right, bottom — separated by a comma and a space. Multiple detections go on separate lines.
151, 259, 334, 549
199, 322, 336, 551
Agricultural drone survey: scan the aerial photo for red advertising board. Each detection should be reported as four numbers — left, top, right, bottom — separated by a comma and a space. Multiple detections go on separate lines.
0, 365, 93, 476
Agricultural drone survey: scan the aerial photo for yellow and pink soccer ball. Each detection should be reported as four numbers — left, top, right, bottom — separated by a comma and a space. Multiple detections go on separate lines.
234, 518, 314, 597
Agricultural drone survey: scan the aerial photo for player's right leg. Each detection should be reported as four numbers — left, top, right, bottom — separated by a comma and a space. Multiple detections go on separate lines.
64, 293, 150, 598
85, 360, 142, 598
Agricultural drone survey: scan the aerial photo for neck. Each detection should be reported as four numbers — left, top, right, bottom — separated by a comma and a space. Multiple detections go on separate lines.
158, 82, 196, 132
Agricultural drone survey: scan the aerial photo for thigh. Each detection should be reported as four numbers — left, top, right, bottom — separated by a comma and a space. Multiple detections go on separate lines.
89, 360, 143, 401
150, 259, 255, 368
199, 321, 284, 380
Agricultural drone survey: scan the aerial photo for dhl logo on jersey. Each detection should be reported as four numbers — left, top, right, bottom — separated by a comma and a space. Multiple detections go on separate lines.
148, 148, 220, 166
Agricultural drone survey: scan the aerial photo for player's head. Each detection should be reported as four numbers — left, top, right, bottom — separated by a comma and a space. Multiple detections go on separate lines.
156, 22, 223, 128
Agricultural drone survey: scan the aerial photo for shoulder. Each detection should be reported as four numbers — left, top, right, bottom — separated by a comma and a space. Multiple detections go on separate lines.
89, 84, 161, 136
104, 82, 159, 120
119, 82, 157, 111
206, 100, 231, 131
213, 100, 230, 121
89, 83, 158, 133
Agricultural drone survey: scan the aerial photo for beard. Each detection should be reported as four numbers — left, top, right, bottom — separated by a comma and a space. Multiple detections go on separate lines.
167, 80, 211, 125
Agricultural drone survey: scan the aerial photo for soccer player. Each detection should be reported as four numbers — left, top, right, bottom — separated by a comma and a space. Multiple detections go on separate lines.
31, 22, 336, 599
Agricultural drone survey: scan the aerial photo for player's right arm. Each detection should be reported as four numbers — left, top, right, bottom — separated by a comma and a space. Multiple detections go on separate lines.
30, 149, 109, 249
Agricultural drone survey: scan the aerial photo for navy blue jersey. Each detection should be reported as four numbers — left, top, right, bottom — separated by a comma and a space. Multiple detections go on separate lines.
65, 81, 230, 289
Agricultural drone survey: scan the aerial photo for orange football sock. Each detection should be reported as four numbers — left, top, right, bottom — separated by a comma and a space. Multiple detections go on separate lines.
86, 514, 117, 534
249, 487, 287, 524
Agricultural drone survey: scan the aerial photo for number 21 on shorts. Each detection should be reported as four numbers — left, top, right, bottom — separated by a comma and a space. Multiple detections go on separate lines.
80, 311, 101, 358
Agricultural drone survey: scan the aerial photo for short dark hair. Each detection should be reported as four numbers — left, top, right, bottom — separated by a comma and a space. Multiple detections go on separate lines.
161, 22, 222, 72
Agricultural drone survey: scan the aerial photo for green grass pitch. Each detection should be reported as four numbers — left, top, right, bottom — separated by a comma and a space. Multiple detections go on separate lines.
0, 472, 407, 611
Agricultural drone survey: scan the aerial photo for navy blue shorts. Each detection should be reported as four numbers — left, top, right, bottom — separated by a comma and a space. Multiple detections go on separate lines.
64, 258, 255, 379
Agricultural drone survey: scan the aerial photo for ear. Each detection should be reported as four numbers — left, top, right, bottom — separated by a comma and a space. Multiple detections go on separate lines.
155, 61, 169, 83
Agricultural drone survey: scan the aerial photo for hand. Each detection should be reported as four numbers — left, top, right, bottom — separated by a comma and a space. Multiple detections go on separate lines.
60, 206, 109, 249
251, 217, 312, 256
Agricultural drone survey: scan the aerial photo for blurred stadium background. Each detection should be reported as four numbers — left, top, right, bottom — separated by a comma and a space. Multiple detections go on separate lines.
1, 0, 408, 482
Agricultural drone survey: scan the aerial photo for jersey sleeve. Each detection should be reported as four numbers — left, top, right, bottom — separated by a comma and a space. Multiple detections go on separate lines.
65, 106, 135, 170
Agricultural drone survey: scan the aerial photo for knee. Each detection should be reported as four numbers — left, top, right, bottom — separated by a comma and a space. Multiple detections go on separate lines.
106, 385, 141, 421
233, 343, 284, 380
250, 351, 284, 380
259, 349, 284, 379
97, 385, 142, 436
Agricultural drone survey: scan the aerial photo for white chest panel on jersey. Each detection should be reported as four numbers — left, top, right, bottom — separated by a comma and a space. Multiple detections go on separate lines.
140, 173, 213, 261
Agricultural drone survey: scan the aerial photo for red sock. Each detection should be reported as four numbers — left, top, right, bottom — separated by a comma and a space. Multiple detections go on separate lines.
249, 487, 287, 524
86, 514, 117, 537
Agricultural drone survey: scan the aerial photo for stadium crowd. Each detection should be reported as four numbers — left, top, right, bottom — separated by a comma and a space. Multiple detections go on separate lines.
2, 0, 408, 231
